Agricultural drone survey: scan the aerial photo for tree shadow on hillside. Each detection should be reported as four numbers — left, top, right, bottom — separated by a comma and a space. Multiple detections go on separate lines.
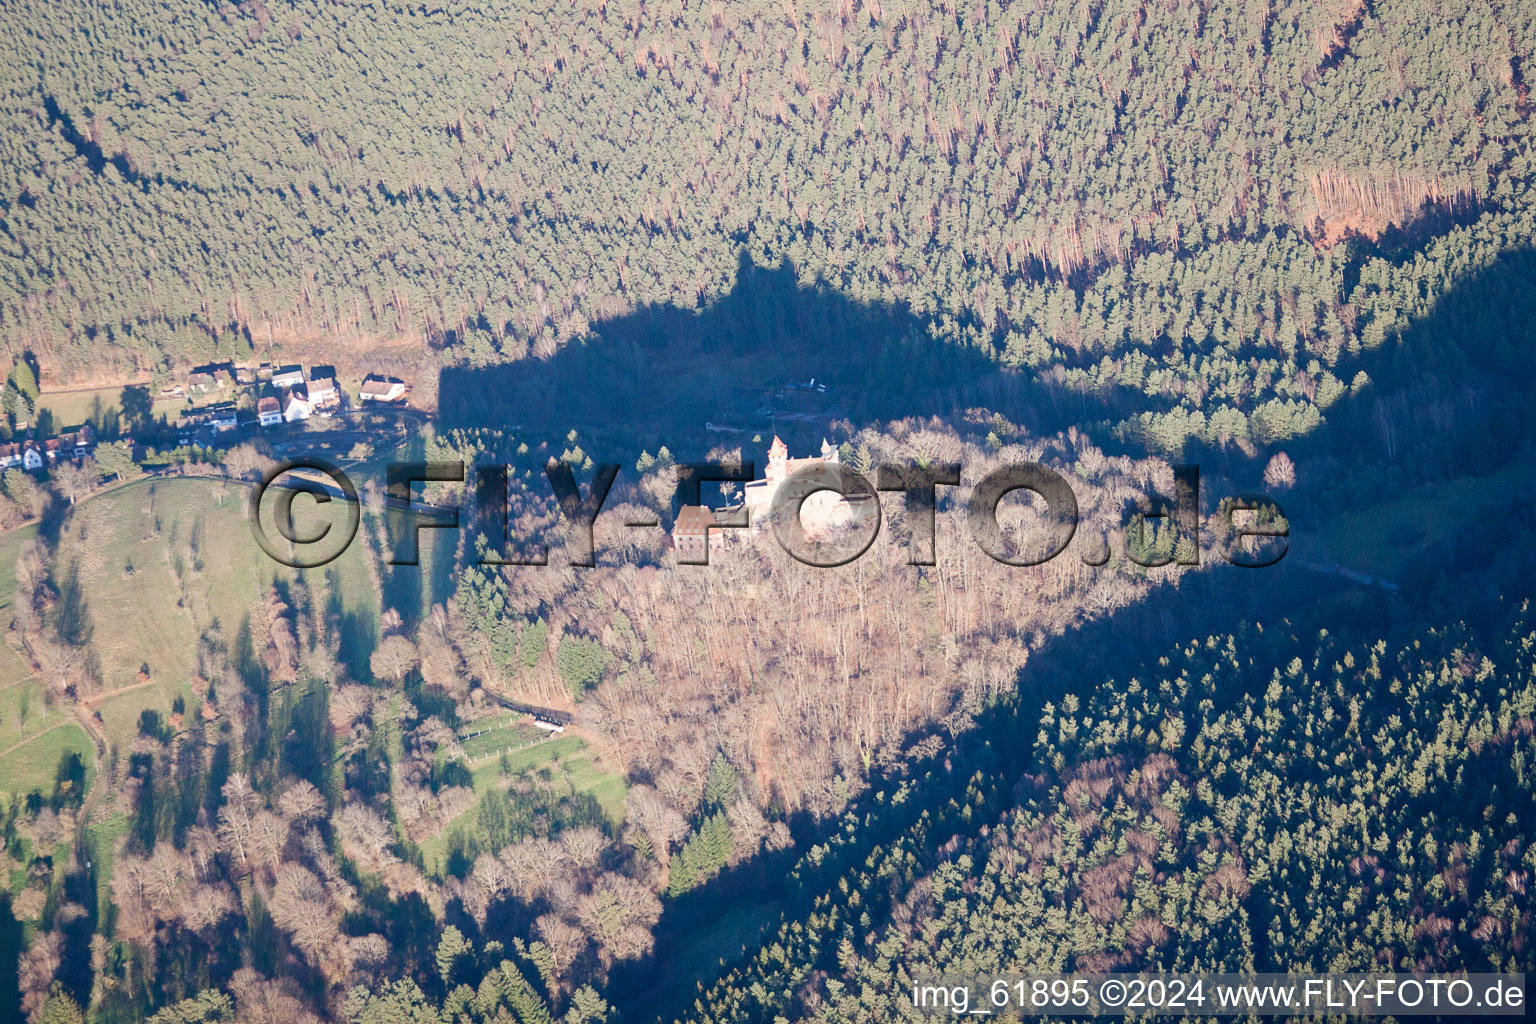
439, 252, 1116, 457
598, 249, 1536, 1022
0, 894, 20, 1024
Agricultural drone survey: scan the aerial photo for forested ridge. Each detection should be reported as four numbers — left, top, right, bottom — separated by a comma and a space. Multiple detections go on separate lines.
2, 0, 1535, 449
671, 603, 1536, 1023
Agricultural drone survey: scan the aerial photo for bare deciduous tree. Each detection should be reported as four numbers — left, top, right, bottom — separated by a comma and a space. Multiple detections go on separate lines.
625, 786, 688, 857
575, 872, 662, 964
248, 810, 291, 871
216, 775, 260, 867
224, 442, 276, 483
329, 684, 375, 730
181, 884, 236, 933
52, 457, 97, 504
228, 968, 324, 1024
278, 779, 326, 823
336, 803, 397, 870
535, 913, 589, 984
1263, 451, 1297, 489
560, 826, 608, 873
370, 634, 418, 683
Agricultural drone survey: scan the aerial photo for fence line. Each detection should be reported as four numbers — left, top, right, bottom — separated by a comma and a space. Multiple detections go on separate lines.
462, 733, 556, 766
455, 718, 543, 744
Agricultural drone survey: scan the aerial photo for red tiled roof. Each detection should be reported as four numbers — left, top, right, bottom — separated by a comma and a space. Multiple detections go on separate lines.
673, 505, 719, 536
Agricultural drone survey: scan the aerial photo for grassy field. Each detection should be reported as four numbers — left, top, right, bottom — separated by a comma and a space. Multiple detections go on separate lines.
84, 811, 131, 911
0, 522, 39, 616
0, 444, 462, 795
466, 734, 627, 819
1322, 460, 1536, 578
12, 474, 454, 750
0, 721, 94, 799
0, 458, 462, 818
417, 732, 628, 874
0, 655, 54, 749
35, 384, 185, 430
36, 385, 131, 428
61, 476, 303, 747
459, 717, 545, 761
0, 522, 81, 798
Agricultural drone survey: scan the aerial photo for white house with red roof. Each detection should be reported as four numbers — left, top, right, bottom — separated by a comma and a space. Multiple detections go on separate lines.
283, 389, 312, 422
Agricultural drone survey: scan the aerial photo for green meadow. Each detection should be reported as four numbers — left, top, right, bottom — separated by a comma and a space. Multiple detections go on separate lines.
0, 472, 456, 783
417, 731, 627, 875
0, 721, 94, 800
35, 383, 187, 431
1322, 460, 1536, 578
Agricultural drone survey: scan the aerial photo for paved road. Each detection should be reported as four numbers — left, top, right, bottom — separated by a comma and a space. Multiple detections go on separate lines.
1293, 558, 1400, 593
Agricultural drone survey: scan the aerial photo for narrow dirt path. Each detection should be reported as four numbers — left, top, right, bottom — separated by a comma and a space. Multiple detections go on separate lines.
81, 675, 158, 709
0, 718, 70, 760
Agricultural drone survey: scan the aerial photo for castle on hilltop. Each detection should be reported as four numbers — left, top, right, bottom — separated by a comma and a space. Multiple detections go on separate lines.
741, 435, 841, 524
672, 435, 848, 561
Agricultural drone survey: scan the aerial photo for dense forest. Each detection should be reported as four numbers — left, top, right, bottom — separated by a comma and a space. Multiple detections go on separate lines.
2, 0, 1534, 449
2, 0, 1536, 1022
671, 601, 1536, 1022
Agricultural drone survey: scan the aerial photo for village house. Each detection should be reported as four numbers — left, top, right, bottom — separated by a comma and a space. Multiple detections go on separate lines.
283, 388, 312, 422
257, 396, 282, 427
306, 367, 339, 412
52, 428, 93, 461
189, 361, 236, 391
10, 424, 99, 469
206, 403, 239, 432
359, 374, 407, 404
176, 413, 207, 446
271, 364, 305, 390
307, 378, 338, 411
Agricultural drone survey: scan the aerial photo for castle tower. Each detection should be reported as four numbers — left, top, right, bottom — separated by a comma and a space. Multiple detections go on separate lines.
767, 435, 788, 481
820, 437, 838, 463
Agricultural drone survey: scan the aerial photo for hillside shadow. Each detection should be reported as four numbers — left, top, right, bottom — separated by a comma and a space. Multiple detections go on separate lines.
1188, 249, 1536, 492
1286, 249, 1536, 501
597, 248, 1536, 1022
1181, 247, 1536, 584
439, 252, 1117, 456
